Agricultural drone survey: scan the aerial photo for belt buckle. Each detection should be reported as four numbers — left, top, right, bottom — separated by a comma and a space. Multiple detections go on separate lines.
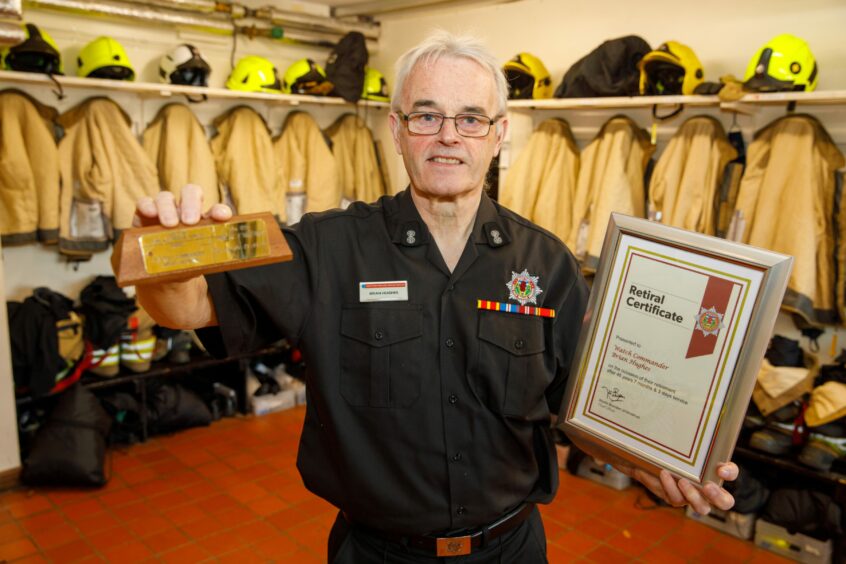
436, 535, 471, 557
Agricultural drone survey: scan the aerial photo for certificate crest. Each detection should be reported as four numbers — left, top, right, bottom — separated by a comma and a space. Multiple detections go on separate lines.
695, 306, 724, 337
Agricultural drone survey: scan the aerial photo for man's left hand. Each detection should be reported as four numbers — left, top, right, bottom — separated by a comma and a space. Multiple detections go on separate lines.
631, 462, 738, 515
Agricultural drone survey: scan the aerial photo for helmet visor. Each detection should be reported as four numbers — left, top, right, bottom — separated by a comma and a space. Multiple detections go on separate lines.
6, 51, 61, 74
171, 67, 209, 86
642, 60, 685, 95
504, 69, 535, 99
88, 65, 134, 81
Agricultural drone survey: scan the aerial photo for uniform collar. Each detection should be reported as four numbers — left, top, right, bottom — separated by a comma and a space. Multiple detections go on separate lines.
386, 188, 511, 249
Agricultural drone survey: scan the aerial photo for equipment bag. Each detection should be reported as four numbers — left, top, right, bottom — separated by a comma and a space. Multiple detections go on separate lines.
21, 384, 112, 487
326, 31, 368, 102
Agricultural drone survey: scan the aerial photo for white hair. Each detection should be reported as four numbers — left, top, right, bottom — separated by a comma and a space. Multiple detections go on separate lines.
392, 30, 508, 117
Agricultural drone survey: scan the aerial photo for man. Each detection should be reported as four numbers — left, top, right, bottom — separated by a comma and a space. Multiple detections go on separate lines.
135, 32, 738, 563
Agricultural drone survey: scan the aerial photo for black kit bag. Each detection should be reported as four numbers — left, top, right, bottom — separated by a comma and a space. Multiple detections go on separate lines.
326, 31, 368, 102
79, 275, 137, 350
147, 382, 212, 435
763, 489, 843, 539
554, 35, 651, 98
21, 384, 112, 487
8, 287, 75, 398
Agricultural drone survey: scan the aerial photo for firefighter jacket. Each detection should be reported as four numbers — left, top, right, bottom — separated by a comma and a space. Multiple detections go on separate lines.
648, 116, 737, 235
273, 111, 340, 225
0, 90, 60, 245
142, 103, 220, 206
500, 118, 580, 243
57, 97, 159, 257
570, 115, 653, 272
210, 106, 284, 222
734, 114, 844, 325
325, 113, 385, 205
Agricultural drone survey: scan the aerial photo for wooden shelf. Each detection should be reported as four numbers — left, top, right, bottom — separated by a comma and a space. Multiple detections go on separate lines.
733, 445, 846, 488
507, 90, 846, 111
0, 69, 390, 109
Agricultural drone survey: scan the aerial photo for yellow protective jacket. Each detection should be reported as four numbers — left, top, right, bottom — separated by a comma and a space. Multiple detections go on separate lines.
58, 97, 159, 257
210, 106, 284, 221
500, 118, 580, 243
648, 116, 737, 235
273, 111, 340, 225
570, 116, 654, 272
325, 114, 385, 205
734, 114, 844, 325
142, 103, 220, 206
0, 90, 60, 245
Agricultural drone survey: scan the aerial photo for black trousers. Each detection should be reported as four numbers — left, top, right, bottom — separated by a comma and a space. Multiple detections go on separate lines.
328, 507, 548, 563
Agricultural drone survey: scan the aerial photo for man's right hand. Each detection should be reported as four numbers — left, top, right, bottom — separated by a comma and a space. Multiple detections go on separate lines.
132, 184, 233, 330
133, 183, 232, 228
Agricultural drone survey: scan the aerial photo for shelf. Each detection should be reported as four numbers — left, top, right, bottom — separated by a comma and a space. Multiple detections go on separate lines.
0, 69, 390, 109
733, 445, 846, 487
15, 344, 285, 404
507, 90, 846, 111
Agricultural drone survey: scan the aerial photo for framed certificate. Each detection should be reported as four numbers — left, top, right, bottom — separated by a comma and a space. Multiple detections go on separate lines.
557, 214, 793, 485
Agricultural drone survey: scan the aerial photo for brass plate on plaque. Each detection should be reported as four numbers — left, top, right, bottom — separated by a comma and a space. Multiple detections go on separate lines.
139, 220, 270, 275
111, 212, 293, 287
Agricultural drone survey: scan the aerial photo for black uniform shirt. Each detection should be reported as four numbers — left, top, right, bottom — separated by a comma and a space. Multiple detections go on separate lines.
198, 188, 589, 535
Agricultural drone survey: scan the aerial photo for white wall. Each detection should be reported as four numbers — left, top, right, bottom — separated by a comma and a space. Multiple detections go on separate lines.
0, 240, 21, 474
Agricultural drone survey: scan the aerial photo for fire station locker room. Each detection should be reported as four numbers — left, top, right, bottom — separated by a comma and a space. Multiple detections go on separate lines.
1, 0, 845, 562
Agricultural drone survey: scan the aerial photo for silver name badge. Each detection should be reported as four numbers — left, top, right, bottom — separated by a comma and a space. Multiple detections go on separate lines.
359, 280, 409, 302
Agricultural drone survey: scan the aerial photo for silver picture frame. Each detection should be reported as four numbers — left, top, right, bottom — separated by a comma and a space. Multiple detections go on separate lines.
557, 213, 793, 485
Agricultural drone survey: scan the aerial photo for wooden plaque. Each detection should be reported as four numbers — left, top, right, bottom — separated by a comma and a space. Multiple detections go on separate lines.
111, 212, 293, 287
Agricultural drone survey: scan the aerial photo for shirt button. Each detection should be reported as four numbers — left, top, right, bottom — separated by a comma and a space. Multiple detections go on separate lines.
374, 330, 384, 341
445, 338, 455, 348
448, 394, 458, 405
456, 506, 466, 516
452, 452, 462, 462
514, 338, 524, 350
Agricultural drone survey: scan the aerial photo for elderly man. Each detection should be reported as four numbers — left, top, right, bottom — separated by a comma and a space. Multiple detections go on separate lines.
135, 31, 738, 563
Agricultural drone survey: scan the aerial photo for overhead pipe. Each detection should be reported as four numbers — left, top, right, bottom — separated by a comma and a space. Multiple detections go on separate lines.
250, 6, 378, 41
238, 24, 378, 53
120, 0, 245, 19
117, 0, 378, 39
24, 0, 370, 48
334, 0, 513, 17
0, 0, 22, 19
0, 21, 25, 45
26, 0, 234, 34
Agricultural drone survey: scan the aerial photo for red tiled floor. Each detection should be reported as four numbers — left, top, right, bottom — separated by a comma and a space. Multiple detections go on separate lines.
0, 406, 791, 562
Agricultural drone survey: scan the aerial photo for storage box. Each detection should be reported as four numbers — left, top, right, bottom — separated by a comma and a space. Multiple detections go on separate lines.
246, 366, 298, 416
685, 506, 756, 540
575, 457, 631, 490
754, 519, 832, 564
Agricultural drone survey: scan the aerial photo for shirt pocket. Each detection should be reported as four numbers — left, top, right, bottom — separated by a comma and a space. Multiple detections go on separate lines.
339, 304, 423, 408
474, 311, 550, 420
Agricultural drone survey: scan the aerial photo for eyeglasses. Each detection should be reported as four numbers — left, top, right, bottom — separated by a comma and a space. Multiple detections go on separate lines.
398, 111, 498, 138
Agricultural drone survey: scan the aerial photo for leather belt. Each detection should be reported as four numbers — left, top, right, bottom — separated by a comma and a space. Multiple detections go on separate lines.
344, 502, 535, 557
